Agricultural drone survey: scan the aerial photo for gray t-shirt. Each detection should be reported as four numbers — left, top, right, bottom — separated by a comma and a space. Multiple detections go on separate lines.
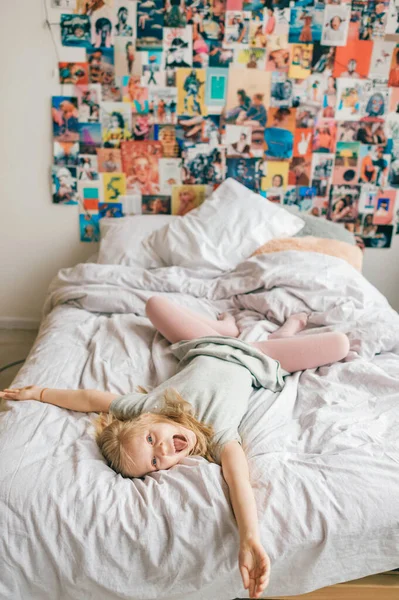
109, 336, 287, 464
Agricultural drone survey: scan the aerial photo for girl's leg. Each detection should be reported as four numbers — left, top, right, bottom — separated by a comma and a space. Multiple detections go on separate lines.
146, 297, 350, 372
145, 296, 238, 344
252, 331, 350, 372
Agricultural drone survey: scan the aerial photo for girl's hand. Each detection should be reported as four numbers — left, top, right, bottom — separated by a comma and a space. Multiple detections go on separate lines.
239, 538, 271, 599
0, 385, 41, 401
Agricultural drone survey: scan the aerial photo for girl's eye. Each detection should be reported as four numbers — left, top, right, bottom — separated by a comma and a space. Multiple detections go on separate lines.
148, 435, 157, 468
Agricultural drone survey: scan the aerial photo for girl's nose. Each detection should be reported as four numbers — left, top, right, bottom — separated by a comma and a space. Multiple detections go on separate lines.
158, 442, 168, 456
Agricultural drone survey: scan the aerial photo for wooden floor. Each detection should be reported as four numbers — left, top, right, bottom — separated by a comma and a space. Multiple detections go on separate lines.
0, 328, 38, 389
263, 572, 399, 600
1, 330, 399, 599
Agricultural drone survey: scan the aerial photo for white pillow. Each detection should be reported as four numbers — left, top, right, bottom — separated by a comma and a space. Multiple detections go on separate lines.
142, 178, 305, 272
98, 215, 179, 267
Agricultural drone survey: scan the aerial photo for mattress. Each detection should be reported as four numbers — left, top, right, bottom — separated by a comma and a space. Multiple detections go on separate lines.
1, 250, 399, 600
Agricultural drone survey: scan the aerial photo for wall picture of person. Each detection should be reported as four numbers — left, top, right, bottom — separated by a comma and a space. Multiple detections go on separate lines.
264, 107, 296, 160
163, 27, 193, 69
115, 0, 136, 37
288, 7, 324, 44
61, 14, 92, 47
171, 184, 207, 215
333, 40, 373, 79
121, 140, 163, 194
52, 166, 79, 204
176, 68, 207, 116
101, 103, 132, 147
225, 68, 271, 125
96, 148, 122, 172
226, 157, 262, 191
79, 214, 101, 242
142, 195, 171, 214
328, 184, 360, 223
288, 43, 313, 79
373, 189, 397, 225
288, 156, 312, 186
358, 145, 391, 187
321, 4, 351, 46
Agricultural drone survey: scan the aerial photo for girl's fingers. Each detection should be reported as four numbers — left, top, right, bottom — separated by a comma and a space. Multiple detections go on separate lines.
240, 565, 249, 589
250, 582, 255, 598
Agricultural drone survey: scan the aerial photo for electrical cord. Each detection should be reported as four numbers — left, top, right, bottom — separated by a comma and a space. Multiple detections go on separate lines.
0, 360, 26, 374
43, 0, 62, 64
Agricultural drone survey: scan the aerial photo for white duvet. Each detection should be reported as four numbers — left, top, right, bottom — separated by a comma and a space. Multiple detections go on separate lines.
1, 250, 399, 600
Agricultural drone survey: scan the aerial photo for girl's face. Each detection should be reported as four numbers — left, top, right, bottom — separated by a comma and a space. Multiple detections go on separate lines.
126, 418, 197, 477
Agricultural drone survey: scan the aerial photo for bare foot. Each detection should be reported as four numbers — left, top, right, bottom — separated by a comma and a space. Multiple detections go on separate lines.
292, 312, 309, 330
216, 312, 239, 337
269, 312, 309, 339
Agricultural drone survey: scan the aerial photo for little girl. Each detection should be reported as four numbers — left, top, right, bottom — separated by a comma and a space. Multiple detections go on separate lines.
1, 297, 350, 599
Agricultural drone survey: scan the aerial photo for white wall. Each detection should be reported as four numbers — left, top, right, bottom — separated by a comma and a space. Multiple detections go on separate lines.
0, 0, 398, 328
0, 0, 98, 327
363, 240, 399, 311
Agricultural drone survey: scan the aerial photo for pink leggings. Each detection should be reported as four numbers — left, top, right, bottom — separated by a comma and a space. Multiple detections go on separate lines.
145, 297, 350, 373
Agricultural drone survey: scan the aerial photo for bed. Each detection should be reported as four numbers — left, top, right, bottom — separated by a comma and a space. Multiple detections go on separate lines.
1, 179, 399, 600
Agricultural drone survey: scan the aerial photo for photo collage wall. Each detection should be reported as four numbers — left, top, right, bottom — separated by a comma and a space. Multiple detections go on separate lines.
50, 0, 399, 248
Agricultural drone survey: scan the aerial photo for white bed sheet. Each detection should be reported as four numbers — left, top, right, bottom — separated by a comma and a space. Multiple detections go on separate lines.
1, 250, 399, 600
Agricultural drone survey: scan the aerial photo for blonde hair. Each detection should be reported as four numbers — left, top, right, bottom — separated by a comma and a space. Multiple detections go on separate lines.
93, 387, 220, 478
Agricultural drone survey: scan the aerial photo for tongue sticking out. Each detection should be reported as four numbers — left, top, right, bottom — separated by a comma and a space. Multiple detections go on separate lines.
173, 435, 187, 452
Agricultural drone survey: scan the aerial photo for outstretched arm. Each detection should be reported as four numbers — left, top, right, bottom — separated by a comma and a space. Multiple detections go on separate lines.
221, 441, 271, 599
0, 385, 118, 413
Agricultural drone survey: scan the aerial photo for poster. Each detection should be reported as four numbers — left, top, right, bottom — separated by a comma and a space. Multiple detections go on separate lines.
48, 0, 399, 249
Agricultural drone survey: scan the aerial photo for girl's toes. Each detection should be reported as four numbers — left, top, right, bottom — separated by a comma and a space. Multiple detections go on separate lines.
296, 312, 309, 328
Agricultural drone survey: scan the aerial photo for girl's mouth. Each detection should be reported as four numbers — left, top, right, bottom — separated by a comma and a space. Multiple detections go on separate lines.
173, 435, 188, 453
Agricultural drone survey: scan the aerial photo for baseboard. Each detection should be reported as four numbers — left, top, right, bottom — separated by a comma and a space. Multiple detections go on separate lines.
0, 317, 40, 330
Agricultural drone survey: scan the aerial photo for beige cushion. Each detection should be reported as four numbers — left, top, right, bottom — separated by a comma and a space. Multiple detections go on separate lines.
252, 236, 363, 272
